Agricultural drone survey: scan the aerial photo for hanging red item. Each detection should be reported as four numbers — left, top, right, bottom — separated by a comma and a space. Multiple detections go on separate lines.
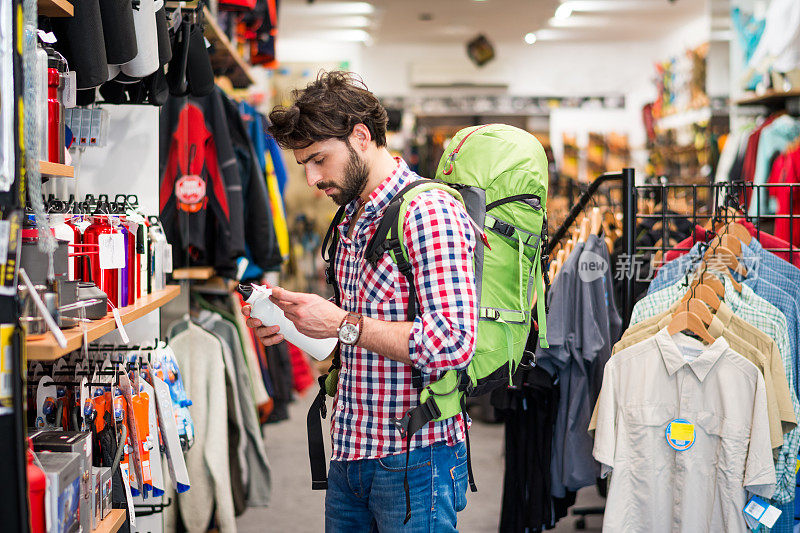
219, 0, 257, 10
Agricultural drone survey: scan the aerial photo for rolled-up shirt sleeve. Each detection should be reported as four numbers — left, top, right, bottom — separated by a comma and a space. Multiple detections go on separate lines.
404, 190, 477, 373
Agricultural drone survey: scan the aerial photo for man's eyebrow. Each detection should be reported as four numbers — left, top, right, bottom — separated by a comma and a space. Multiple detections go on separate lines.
297, 151, 322, 165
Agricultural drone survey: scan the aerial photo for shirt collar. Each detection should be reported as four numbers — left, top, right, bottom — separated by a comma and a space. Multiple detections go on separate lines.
655, 327, 729, 381
344, 157, 409, 219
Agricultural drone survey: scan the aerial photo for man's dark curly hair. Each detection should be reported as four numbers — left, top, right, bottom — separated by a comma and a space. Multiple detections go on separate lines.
268, 71, 388, 150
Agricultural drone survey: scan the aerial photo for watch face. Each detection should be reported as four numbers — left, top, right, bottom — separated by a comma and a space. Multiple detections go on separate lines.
339, 323, 359, 344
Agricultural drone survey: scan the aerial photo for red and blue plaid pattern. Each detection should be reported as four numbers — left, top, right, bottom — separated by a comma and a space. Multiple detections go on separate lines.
330, 158, 477, 461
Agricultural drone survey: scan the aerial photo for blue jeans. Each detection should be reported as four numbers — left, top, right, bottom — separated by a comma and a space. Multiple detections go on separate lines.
325, 441, 469, 533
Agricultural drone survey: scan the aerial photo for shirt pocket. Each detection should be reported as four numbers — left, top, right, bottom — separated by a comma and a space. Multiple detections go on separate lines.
695, 410, 749, 479
622, 404, 674, 477
359, 252, 403, 310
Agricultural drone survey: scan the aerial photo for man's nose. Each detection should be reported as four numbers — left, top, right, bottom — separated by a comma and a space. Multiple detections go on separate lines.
306, 167, 323, 188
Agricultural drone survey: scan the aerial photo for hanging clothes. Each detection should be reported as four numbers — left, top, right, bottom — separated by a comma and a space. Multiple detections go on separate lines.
159, 88, 247, 276
170, 325, 237, 533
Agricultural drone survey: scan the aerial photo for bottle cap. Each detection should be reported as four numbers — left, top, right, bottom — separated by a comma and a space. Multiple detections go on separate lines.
236, 284, 253, 301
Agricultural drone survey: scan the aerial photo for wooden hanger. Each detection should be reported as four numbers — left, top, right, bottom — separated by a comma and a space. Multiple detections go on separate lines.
681, 282, 722, 312
578, 217, 591, 243
590, 207, 603, 235
555, 249, 566, 274
667, 310, 716, 344
691, 270, 725, 298
564, 239, 574, 259
674, 298, 713, 325
718, 221, 752, 245
702, 243, 747, 278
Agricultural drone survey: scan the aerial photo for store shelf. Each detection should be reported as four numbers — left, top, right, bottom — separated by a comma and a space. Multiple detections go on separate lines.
26, 285, 181, 361
172, 266, 215, 280
203, 7, 255, 88
92, 509, 126, 533
653, 107, 730, 130
39, 161, 74, 178
736, 89, 800, 106
38, 0, 74, 17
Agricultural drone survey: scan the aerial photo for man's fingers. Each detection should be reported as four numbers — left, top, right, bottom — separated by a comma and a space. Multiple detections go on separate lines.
246, 317, 263, 328
255, 325, 280, 337
259, 334, 284, 347
271, 286, 303, 304
241, 305, 252, 317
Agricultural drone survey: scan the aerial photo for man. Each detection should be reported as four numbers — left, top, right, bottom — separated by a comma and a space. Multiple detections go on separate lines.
243, 71, 477, 532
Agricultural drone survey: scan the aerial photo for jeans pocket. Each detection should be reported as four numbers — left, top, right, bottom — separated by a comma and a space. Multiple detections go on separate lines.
450, 459, 468, 512
377, 448, 432, 472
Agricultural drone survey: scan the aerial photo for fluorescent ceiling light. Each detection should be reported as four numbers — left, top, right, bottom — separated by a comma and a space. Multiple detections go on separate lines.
554, 2, 573, 19
281, 2, 375, 16
308, 29, 372, 42
524, 32, 537, 44
294, 15, 372, 28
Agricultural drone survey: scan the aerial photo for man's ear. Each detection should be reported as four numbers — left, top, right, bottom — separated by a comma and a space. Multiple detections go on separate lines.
349, 123, 372, 152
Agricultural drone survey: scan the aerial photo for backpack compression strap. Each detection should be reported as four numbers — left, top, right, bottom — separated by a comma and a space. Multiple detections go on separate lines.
308, 206, 347, 490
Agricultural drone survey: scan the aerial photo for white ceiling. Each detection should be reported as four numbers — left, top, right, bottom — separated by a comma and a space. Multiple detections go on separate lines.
279, 0, 709, 44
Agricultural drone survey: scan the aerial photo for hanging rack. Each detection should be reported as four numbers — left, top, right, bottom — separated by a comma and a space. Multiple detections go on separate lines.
547, 168, 636, 323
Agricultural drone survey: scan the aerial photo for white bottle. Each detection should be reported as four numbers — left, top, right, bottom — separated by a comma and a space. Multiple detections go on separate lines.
238, 284, 338, 361
50, 213, 76, 280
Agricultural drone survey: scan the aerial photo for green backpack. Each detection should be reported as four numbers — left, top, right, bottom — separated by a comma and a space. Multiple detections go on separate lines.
308, 123, 549, 520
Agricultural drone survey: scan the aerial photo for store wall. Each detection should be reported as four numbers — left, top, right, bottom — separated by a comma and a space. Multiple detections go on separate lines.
44, 105, 162, 344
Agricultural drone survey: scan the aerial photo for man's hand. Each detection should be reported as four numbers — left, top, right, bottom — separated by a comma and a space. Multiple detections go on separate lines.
269, 286, 347, 339
242, 305, 285, 347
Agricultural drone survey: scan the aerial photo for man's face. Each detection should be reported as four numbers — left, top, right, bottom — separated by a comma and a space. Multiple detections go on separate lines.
295, 138, 369, 206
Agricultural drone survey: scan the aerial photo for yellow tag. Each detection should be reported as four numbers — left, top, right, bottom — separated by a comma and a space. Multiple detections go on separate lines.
670, 422, 695, 441
794, 458, 799, 476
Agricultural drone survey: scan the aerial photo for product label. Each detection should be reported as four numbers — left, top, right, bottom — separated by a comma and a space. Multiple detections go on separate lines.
665, 419, 695, 451
62, 71, 77, 109
112, 308, 129, 343
0, 211, 21, 296
98, 232, 126, 270
743, 495, 781, 528
0, 324, 13, 415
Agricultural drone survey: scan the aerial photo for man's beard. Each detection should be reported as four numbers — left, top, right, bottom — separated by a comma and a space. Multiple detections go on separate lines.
320, 144, 369, 206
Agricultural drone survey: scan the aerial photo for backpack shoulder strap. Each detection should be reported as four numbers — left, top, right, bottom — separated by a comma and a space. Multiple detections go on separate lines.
321, 205, 347, 309
364, 179, 462, 392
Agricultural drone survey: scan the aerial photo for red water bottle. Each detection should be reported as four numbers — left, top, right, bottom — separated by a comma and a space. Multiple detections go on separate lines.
45, 48, 65, 164
83, 215, 119, 308
27, 441, 46, 533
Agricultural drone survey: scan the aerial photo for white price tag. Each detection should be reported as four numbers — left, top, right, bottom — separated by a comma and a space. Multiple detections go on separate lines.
163, 244, 173, 274
62, 71, 77, 109
0, 220, 10, 265
112, 308, 130, 343
99, 233, 126, 270
37, 30, 57, 44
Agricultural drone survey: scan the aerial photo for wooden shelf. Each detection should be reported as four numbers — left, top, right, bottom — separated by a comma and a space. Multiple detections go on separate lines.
171, 266, 215, 280
203, 7, 255, 89
39, 161, 74, 178
37, 0, 74, 17
92, 509, 126, 533
26, 285, 181, 361
736, 89, 800, 106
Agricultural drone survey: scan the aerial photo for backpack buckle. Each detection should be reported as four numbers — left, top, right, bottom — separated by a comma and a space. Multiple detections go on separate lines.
390, 413, 411, 439
491, 218, 515, 238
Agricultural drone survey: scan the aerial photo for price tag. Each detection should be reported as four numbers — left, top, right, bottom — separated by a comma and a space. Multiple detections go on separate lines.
743, 495, 781, 528
36, 30, 57, 44
162, 244, 173, 274
0, 220, 10, 265
112, 308, 130, 343
665, 419, 695, 451
62, 71, 77, 109
99, 233, 126, 270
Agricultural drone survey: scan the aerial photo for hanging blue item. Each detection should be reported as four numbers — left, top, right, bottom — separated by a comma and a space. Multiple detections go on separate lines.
732, 6, 766, 90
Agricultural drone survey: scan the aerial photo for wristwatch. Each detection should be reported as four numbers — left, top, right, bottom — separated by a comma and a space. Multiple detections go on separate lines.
338, 312, 363, 345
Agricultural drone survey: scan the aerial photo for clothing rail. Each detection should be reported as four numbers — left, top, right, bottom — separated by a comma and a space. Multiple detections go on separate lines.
631, 181, 800, 265
548, 168, 637, 323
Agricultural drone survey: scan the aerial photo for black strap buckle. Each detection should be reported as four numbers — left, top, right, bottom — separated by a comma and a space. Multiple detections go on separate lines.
390, 412, 411, 439
492, 218, 515, 238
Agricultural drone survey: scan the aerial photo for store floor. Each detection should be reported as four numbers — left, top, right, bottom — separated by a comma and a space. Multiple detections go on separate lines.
237, 390, 604, 533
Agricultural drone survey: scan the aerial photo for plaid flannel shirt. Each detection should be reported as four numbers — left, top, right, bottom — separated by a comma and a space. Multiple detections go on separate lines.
330, 158, 477, 461
631, 277, 798, 504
